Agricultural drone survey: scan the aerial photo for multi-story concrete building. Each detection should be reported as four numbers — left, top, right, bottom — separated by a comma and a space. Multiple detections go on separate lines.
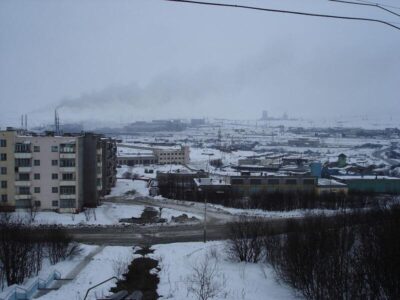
0, 128, 116, 212
100, 137, 117, 196
157, 169, 207, 200
117, 144, 190, 166
153, 146, 190, 165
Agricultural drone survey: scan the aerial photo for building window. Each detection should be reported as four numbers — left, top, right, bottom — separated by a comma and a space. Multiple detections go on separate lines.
52, 187, 58, 193
52, 200, 59, 207
34, 173, 40, 180
34, 146, 40, 152
303, 179, 315, 185
52, 173, 58, 180
62, 173, 75, 181
231, 179, 244, 185
0, 139, 6, 147
34, 201, 41, 207
1, 181, 7, 188
285, 179, 297, 185
60, 199, 75, 208
19, 173, 30, 181
60, 186, 75, 195
1, 194, 7, 202
51, 146, 59, 152
0, 167, 6, 175
51, 160, 58, 166
0, 153, 6, 161
15, 143, 31, 153
34, 159, 40, 166
34, 187, 40, 193
15, 158, 31, 167
268, 179, 280, 185
60, 144, 75, 153
60, 159, 75, 167
250, 179, 262, 185
19, 186, 30, 195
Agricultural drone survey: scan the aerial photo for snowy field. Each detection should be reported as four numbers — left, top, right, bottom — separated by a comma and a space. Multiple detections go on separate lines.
14, 201, 201, 226
106, 178, 149, 197
37, 245, 133, 300
11, 242, 297, 300
154, 241, 297, 300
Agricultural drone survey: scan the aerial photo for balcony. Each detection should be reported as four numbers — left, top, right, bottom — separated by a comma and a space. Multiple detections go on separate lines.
60, 153, 76, 159
59, 167, 76, 172
60, 181, 76, 186
17, 167, 32, 173
15, 181, 31, 187
60, 194, 75, 199
15, 153, 32, 159
15, 194, 32, 200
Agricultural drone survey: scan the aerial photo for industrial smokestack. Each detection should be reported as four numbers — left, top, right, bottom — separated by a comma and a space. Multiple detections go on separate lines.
54, 109, 60, 135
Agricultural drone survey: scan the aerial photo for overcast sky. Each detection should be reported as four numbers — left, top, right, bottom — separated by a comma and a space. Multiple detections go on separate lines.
0, 0, 399, 127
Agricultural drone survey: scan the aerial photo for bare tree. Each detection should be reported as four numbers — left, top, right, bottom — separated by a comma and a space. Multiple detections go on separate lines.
28, 199, 39, 223
185, 254, 226, 300
112, 255, 132, 279
83, 207, 96, 222
227, 217, 266, 263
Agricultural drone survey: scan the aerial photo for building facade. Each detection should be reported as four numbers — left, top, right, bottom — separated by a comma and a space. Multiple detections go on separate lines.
229, 174, 317, 196
116, 145, 190, 166
0, 128, 117, 212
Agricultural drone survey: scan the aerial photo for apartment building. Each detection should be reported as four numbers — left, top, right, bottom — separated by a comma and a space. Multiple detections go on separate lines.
153, 146, 190, 165
0, 128, 116, 212
100, 137, 117, 196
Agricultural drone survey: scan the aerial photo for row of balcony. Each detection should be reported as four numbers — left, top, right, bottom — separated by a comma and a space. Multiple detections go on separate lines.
14, 153, 76, 158
14, 194, 76, 200
15, 166, 76, 173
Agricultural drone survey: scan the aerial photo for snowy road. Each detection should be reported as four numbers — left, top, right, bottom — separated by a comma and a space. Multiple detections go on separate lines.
67, 218, 290, 245
106, 195, 237, 225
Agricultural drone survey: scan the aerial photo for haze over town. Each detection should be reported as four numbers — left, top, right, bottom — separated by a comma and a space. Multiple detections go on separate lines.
1, 1, 400, 300
1, 0, 400, 127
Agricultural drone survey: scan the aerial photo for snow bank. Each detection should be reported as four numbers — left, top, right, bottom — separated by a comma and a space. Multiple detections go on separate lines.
153, 241, 297, 300
38, 246, 133, 300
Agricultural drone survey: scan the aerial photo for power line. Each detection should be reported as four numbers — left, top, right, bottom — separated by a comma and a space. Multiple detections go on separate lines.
328, 0, 400, 18
164, 0, 400, 31
356, 0, 400, 11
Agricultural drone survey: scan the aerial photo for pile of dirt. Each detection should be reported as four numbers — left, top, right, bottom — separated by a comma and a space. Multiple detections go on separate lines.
171, 213, 199, 223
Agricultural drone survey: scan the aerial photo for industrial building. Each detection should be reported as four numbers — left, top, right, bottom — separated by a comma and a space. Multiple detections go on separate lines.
117, 153, 158, 166
229, 173, 317, 196
0, 128, 117, 212
193, 178, 231, 202
331, 175, 400, 194
316, 178, 348, 195
156, 169, 207, 200
117, 145, 190, 166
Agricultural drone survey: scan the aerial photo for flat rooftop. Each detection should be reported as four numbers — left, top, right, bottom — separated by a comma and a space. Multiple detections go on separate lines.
332, 175, 400, 180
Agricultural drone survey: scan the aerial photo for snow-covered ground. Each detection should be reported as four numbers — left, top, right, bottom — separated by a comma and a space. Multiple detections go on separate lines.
15, 202, 145, 226
15, 201, 201, 226
107, 178, 149, 197
37, 245, 133, 300
154, 241, 297, 300
23, 241, 297, 300
0, 244, 98, 299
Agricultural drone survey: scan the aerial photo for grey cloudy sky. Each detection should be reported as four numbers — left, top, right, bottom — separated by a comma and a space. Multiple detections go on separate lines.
0, 0, 399, 127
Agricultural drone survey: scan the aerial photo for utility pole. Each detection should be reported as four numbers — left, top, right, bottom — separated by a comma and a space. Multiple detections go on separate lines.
204, 190, 207, 243
198, 187, 207, 243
